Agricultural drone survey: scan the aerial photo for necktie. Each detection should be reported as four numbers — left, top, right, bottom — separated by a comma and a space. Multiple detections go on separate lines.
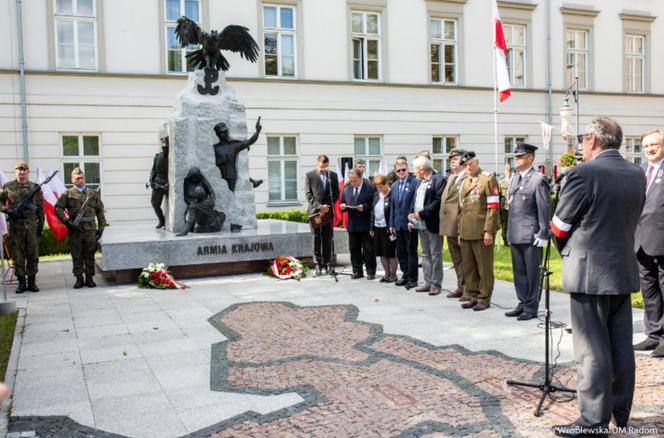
399, 181, 405, 201
646, 165, 654, 188
353, 187, 359, 204
321, 174, 327, 189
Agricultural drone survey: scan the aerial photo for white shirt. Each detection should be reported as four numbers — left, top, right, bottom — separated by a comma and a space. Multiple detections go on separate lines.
373, 193, 387, 227
646, 158, 664, 192
413, 177, 430, 230
352, 182, 363, 203
455, 170, 466, 187
519, 167, 534, 178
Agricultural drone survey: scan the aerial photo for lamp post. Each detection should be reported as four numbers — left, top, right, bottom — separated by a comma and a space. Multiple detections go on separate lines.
561, 68, 580, 151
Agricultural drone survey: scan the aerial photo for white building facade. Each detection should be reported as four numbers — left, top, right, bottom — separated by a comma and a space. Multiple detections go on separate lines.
1, 0, 662, 223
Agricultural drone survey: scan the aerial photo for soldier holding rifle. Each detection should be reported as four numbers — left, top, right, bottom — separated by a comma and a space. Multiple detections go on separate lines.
55, 168, 106, 289
0, 162, 45, 293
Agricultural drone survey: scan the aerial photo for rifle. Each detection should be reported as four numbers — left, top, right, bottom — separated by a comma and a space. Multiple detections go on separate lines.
4, 171, 57, 222
145, 181, 168, 191
72, 186, 101, 228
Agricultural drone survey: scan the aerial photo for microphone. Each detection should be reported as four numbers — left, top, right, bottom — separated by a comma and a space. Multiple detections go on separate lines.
555, 166, 572, 184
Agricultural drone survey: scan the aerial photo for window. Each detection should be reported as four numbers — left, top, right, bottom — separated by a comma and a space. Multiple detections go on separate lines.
566, 29, 588, 89
432, 136, 458, 174
267, 136, 298, 202
165, 0, 201, 73
61, 135, 102, 190
623, 136, 642, 165
504, 24, 526, 87
354, 136, 382, 176
624, 34, 644, 93
54, 0, 97, 70
504, 136, 526, 169
430, 18, 457, 84
351, 12, 381, 81
263, 5, 296, 77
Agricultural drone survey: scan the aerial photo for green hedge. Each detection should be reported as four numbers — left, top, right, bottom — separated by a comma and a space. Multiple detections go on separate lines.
256, 209, 309, 224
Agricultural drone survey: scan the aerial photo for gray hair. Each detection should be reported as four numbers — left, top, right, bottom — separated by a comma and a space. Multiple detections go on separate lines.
412, 156, 433, 171
584, 117, 622, 150
348, 168, 361, 178
394, 158, 408, 169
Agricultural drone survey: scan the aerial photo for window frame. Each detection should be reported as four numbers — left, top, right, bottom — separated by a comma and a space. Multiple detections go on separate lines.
353, 136, 383, 177
565, 28, 589, 90
266, 135, 299, 203
622, 136, 643, 165
53, 0, 98, 71
350, 11, 382, 82
262, 4, 298, 79
429, 18, 457, 85
624, 34, 645, 93
504, 136, 527, 169
432, 136, 458, 174
60, 133, 103, 191
164, 0, 202, 74
503, 23, 527, 88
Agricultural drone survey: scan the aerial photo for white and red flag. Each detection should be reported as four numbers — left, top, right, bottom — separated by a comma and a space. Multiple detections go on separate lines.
492, 0, 511, 102
333, 162, 350, 228
0, 172, 7, 236
36, 168, 68, 241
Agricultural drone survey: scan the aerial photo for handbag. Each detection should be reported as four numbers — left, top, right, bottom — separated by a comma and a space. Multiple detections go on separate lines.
308, 209, 332, 229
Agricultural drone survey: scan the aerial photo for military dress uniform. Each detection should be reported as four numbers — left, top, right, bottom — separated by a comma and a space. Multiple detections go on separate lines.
458, 168, 500, 310
439, 166, 467, 297
55, 186, 106, 288
498, 175, 510, 246
0, 175, 44, 293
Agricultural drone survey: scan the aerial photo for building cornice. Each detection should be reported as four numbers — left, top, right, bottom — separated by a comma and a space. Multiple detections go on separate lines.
497, 1, 537, 12
560, 4, 599, 18
2, 69, 664, 99
425, 0, 467, 4
620, 11, 657, 23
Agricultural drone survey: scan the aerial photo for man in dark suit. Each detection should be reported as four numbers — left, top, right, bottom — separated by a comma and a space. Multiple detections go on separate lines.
389, 158, 419, 289
505, 143, 551, 321
551, 118, 646, 438
305, 154, 339, 276
634, 129, 664, 358
340, 168, 376, 279
408, 156, 447, 295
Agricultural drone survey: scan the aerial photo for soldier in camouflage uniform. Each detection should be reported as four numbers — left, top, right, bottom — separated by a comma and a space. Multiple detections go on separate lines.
55, 168, 106, 289
457, 152, 501, 311
498, 165, 513, 247
150, 124, 169, 229
0, 162, 45, 293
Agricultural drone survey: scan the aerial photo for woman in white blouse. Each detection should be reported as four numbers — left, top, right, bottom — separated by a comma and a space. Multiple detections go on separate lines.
371, 174, 398, 282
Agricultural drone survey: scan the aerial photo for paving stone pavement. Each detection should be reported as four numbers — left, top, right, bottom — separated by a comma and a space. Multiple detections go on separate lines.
3, 256, 662, 437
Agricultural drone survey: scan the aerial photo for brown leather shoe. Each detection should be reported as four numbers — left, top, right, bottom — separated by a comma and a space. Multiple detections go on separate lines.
446, 289, 463, 298
473, 302, 490, 311
415, 284, 431, 293
351, 272, 364, 279
461, 300, 477, 309
458, 293, 472, 302
428, 287, 441, 296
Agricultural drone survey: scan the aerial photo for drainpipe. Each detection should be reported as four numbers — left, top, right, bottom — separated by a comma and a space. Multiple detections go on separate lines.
16, 0, 29, 164
545, 0, 553, 171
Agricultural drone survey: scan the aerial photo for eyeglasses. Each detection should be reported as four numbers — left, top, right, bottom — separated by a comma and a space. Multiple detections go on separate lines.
577, 134, 590, 144
395, 168, 407, 173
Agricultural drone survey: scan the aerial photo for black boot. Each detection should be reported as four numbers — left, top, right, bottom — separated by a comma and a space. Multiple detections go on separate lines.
15, 276, 27, 294
85, 275, 96, 288
27, 275, 40, 292
73, 276, 84, 289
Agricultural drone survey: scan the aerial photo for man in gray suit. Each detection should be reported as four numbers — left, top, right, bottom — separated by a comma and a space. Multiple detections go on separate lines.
504, 143, 550, 321
551, 118, 646, 438
633, 129, 664, 358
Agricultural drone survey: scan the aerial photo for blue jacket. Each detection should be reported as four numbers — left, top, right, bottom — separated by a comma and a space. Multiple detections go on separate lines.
342, 182, 375, 233
390, 175, 419, 231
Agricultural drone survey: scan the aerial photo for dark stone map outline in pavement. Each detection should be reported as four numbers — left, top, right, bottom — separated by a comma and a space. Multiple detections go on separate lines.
9, 301, 664, 438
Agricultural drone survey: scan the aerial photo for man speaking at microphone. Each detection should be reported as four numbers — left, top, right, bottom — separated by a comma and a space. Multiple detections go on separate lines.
504, 143, 550, 321
551, 118, 645, 438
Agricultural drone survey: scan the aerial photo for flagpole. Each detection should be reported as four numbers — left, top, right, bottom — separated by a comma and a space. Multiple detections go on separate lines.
492, 15, 499, 175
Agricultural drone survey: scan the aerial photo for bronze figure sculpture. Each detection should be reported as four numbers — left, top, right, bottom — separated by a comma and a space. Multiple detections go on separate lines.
176, 167, 225, 236
175, 16, 259, 95
213, 117, 262, 192
149, 126, 169, 229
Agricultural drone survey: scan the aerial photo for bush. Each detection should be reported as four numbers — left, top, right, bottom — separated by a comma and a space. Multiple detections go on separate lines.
38, 227, 69, 257
257, 209, 309, 224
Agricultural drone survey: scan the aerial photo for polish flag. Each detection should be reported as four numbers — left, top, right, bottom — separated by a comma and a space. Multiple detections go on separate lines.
493, 0, 511, 102
36, 169, 68, 241
0, 172, 7, 236
333, 162, 350, 228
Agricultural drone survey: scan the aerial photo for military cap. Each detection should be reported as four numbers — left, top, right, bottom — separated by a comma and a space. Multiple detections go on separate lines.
15, 161, 29, 170
514, 142, 538, 156
448, 148, 467, 158
459, 151, 476, 165
71, 167, 84, 176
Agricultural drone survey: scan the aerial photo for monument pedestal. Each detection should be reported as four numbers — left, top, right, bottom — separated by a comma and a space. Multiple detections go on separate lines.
97, 220, 348, 284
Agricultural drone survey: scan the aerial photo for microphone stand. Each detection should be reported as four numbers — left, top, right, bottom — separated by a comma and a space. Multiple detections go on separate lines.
506, 181, 576, 417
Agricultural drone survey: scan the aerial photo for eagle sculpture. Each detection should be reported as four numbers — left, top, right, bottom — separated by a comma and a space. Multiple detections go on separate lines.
175, 16, 259, 72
